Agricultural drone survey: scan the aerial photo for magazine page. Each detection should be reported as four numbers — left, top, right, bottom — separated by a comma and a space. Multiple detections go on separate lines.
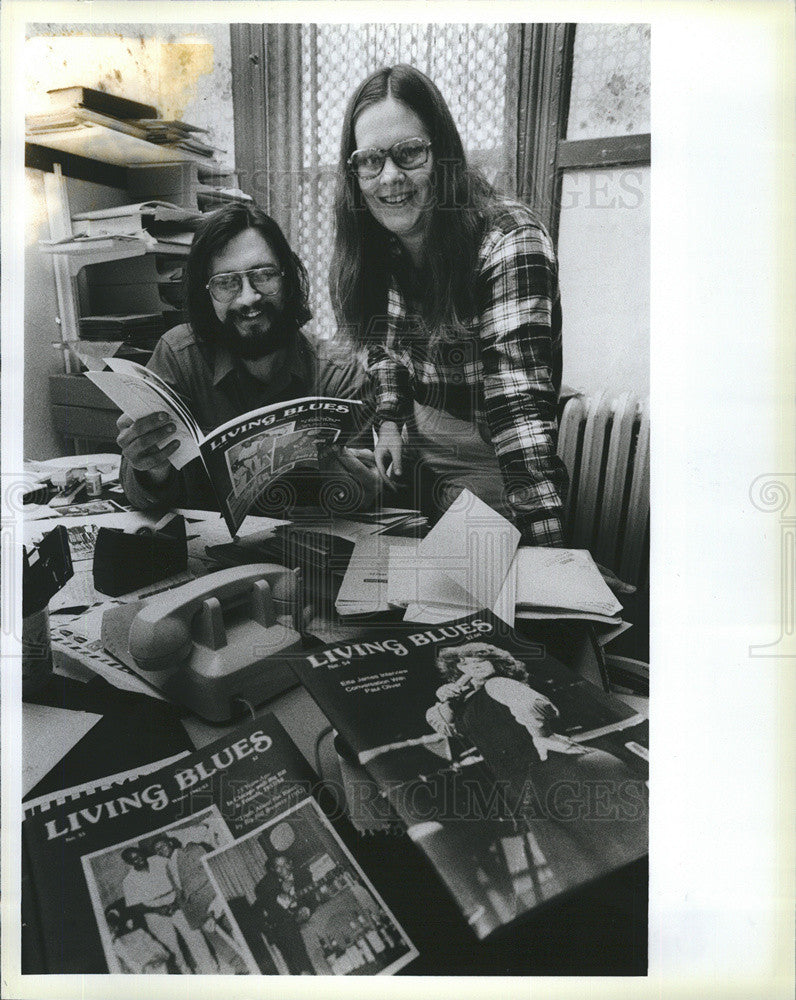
85, 366, 202, 470
22, 713, 417, 975
291, 611, 649, 939
199, 396, 363, 535
104, 357, 203, 441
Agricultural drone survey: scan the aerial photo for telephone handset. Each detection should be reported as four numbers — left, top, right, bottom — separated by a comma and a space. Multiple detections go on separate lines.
102, 564, 305, 722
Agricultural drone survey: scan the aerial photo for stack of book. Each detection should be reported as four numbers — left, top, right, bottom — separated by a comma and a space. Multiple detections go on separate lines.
133, 118, 223, 160
71, 201, 203, 243
513, 546, 626, 629
25, 86, 157, 140
26, 85, 234, 178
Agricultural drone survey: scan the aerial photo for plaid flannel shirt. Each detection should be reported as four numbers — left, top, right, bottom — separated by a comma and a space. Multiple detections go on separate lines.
365, 201, 568, 545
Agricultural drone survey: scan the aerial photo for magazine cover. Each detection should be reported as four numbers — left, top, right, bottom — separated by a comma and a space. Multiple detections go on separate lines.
22, 714, 417, 975
85, 358, 363, 534
199, 396, 362, 534
291, 610, 649, 940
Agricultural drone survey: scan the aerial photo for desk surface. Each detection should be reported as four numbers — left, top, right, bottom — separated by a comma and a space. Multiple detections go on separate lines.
22, 500, 648, 976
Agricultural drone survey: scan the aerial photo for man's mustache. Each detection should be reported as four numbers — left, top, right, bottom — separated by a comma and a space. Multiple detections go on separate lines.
227, 300, 281, 322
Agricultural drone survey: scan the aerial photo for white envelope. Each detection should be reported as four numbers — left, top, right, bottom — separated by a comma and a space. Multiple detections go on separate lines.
416, 489, 520, 610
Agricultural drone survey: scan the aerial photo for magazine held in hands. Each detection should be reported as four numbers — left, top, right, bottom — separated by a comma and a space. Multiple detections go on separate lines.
22, 714, 417, 975
85, 357, 363, 534
290, 610, 649, 941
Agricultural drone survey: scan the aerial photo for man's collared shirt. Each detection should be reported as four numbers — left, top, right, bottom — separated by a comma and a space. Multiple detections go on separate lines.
120, 323, 363, 510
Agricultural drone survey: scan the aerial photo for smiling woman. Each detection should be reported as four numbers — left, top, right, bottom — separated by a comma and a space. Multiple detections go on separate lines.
329, 64, 569, 546
352, 100, 436, 262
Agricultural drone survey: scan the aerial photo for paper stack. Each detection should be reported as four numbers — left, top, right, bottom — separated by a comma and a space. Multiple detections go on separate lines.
335, 534, 419, 617
514, 546, 624, 623
336, 489, 520, 625
335, 489, 629, 638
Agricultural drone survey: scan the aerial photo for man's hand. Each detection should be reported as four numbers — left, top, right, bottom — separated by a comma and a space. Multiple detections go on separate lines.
322, 445, 380, 510
116, 412, 180, 485
374, 421, 403, 489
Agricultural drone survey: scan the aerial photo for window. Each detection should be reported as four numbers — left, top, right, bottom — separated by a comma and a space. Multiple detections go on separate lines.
232, 23, 515, 340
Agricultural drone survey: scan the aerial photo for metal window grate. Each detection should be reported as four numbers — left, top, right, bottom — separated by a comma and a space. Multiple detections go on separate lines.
297, 23, 512, 340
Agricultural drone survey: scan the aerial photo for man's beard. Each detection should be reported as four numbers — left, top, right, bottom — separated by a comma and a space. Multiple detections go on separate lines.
217, 301, 296, 360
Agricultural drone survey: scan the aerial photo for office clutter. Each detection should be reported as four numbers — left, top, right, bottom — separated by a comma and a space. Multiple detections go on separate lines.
22, 525, 74, 696
26, 85, 225, 165
22, 714, 418, 975
21, 456, 647, 974
92, 513, 188, 597
336, 488, 626, 637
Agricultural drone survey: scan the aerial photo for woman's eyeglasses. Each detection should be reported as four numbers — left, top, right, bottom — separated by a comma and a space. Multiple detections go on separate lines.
206, 266, 284, 304
347, 137, 432, 180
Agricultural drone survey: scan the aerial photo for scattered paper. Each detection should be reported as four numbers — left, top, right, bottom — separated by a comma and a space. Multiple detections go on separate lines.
22, 704, 102, 796
51, 625, 167, 701
514, 547, 623, 617
403, 551, 517, 627
24, 509, 162, 548
25, 453, 121, 481
387, 542, 472, 609
336, 535, 418, 615
416, 489, 520, 610
384, 490, 519, 624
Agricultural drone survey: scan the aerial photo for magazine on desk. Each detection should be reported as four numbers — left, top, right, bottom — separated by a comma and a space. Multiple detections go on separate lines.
291, 610, 649, 941
21, 714, 417, 976
84, 357, 362, 534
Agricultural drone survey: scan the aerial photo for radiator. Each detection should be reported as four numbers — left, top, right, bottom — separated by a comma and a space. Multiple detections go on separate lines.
557, 392, 650, 588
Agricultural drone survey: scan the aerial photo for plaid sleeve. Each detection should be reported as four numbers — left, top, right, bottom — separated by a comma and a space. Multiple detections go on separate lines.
365, 286, 413, 430
478, 222, 568, 545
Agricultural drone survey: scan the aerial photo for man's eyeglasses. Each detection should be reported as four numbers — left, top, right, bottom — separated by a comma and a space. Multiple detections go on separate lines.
347, 137, 432, 180
206, 266, 284, 304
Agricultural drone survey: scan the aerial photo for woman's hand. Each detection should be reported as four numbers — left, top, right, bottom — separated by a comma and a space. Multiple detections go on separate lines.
596, 562, 637, 596
374, 421, 403, 488
116, 412, 179, 485
320, 445, 380, 509
435, 682, 463, 702
426, 701, 457, 738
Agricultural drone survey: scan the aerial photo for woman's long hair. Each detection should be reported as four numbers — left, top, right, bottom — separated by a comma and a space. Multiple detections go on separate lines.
329, 64, 497, 347
436, 643, 529, 684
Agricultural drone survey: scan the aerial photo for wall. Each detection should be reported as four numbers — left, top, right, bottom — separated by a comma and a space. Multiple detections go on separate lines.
558, 165, 650, 396
24, 23, 234, 459
557, 22, 650, 399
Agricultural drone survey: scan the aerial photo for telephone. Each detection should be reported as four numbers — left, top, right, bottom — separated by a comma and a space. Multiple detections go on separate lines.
101, 564, 305, 722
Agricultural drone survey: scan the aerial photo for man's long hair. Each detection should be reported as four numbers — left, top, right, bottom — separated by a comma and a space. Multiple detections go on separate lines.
329, 64, 497, 347
185, 202, 312, 344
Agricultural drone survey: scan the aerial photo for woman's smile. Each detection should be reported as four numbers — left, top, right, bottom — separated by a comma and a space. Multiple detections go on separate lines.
354, 97, 434, 257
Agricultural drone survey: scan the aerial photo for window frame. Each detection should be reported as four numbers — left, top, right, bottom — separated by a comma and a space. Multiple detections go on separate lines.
516, 23, 650, 245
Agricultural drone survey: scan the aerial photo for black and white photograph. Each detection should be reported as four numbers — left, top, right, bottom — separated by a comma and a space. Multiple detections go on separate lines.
81, 805, 253, 974
3, 3, 794, 999
203, 797, 417, 975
